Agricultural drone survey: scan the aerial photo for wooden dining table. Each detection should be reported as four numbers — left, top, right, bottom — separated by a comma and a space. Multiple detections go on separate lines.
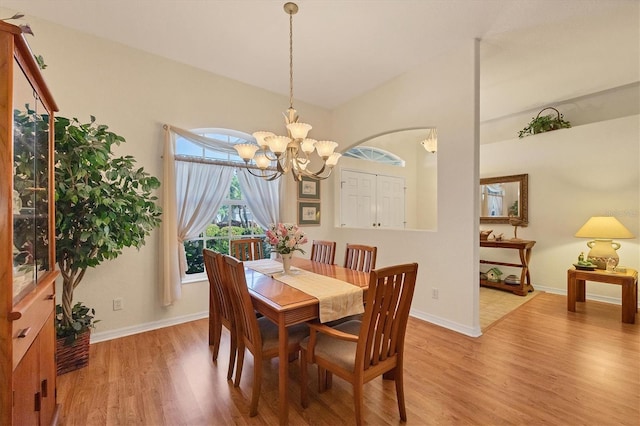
242, 257, 369, 425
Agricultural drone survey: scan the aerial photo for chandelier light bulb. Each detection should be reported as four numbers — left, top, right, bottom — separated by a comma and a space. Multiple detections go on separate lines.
314, 140, 338, 158
234, 143, 259, 161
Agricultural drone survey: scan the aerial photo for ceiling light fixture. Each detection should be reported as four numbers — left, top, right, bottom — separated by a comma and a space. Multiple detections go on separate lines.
234, 2, 341, 181
420, 128, 438, 153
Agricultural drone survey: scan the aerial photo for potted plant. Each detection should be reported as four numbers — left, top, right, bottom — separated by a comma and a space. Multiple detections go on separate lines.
54, 115, 162, 373
518, 107, 571, 138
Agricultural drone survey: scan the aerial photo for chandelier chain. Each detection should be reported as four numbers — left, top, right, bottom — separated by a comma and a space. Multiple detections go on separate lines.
289, 10, 294, 110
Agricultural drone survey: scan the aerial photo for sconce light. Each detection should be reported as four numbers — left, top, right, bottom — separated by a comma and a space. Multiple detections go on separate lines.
420, 128, 437, 154
574, 216, 634, 269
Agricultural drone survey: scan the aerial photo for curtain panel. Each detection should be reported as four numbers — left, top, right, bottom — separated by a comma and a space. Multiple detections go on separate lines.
161, 125, 281, 306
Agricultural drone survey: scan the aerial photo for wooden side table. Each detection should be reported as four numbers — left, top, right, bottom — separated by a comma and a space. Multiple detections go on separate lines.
480, 239, 536, 296
567, 267, 638, 324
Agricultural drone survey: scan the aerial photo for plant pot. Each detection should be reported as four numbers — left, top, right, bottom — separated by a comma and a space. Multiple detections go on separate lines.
56, 330, 90, 375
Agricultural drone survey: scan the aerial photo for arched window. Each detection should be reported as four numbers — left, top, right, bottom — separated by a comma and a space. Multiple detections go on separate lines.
342, 146, 405, 167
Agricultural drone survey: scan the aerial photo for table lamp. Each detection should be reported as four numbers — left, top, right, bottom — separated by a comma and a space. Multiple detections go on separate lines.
574, 216, 634, 269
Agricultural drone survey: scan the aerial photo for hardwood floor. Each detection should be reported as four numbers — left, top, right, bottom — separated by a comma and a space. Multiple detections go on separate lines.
57, 293, 639, 425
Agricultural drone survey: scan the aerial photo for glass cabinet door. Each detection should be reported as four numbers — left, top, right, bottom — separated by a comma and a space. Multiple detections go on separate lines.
12, 60, 51, 304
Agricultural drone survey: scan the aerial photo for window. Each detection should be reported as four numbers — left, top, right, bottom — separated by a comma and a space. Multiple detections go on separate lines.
175, 129, 271, 277
342, 146, 405, 167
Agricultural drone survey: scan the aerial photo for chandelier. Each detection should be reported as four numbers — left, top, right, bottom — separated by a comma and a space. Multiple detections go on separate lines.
420, 128, 438, 153
234, 2, 341, 181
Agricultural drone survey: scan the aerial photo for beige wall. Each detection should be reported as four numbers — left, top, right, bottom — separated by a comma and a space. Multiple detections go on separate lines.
480, 116, 640, 300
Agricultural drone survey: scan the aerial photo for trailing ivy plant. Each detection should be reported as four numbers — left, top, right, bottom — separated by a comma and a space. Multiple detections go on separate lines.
54, 116, 162, 339
518, 107, 571, 138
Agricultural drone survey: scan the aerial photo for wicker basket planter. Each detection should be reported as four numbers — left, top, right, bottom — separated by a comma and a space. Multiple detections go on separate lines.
56, 330, 90, 375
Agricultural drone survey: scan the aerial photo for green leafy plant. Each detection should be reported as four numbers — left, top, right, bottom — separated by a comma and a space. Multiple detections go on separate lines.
54, 116, 162, 339
55, 302, 100, 344
518, 107, 571, 138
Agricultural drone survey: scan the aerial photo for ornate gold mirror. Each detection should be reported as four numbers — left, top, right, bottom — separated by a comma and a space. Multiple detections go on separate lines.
480, 174, 528, 224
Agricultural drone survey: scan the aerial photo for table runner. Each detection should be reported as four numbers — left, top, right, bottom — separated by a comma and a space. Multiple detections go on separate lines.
244, 259, 364, 323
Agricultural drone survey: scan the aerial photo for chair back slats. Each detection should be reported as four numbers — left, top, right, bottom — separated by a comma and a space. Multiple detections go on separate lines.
358, 263, 418, 371
223, 254, 262, 351
310, 240, 336, 265
203, 249, 234, 324
343, 244, 377, 273
230, 238, 265, 261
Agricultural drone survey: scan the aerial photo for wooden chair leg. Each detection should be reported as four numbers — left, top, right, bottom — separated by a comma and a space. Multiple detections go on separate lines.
210, 319, 222, 361
395, 368, 407, 421
326, 371, 333, 390
300, 348, 309, 408
249, 355, 262, 417
353, 382, 364, 426
227, 330, 237, 381
234, 346, 245, 387
317, 367, 326, 393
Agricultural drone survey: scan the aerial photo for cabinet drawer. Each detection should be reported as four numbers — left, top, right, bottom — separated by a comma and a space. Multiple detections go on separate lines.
11, 279, 56, 370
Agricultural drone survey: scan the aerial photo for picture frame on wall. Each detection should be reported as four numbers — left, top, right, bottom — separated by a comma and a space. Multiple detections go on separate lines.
298, 201, 321, 226
298, 176, 320, 199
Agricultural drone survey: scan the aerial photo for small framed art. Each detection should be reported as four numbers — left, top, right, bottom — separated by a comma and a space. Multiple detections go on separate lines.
298, 201, 321, 226
298, 176, 320, 199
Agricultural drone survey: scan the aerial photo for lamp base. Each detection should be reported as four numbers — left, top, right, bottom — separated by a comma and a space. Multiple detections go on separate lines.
586, 239, 621, 270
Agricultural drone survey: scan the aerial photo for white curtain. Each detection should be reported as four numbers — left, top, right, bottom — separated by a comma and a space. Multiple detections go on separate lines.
161, 126, 235, 305
237, 168, 281, 229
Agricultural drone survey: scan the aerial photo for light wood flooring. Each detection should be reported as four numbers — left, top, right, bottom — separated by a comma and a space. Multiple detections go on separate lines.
57, 293, 639, 425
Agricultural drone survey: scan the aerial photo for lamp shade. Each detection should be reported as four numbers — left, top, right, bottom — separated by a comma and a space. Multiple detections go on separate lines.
574, 216, 634, 239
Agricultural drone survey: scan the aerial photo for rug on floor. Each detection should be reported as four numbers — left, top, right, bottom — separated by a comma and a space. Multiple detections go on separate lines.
480, 287, 541, 331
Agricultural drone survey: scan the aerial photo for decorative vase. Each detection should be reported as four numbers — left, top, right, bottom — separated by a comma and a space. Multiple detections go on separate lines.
281, 253, 293, 274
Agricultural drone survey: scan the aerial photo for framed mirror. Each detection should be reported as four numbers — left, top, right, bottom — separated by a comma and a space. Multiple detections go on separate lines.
480, 174, 528, 224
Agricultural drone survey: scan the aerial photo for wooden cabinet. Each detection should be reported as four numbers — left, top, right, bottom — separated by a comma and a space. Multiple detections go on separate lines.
480, 240, 535, 296
0, 21, 59, 425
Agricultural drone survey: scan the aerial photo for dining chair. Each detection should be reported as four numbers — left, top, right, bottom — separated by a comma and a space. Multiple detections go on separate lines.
222, 254, 309, 417
203, 249, 237, 381
300, 262, 419, 425
230, 237, 265, 261
343, 244, 377, 273
310, 240, 336, 265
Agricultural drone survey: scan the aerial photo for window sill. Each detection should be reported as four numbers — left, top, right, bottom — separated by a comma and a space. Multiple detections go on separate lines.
182, 273, 207, 285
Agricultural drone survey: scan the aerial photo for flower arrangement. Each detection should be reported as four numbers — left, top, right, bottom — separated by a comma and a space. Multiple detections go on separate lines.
266, 223, 308, 255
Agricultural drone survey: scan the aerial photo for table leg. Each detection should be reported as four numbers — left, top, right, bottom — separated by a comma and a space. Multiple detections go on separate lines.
621, 281, 636, 324
567, 272, 577, 312
278, 317, 289, 425
576, 279, 586, 302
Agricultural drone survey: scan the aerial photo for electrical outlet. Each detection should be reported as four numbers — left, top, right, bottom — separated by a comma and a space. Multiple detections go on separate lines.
432, 288, 439, 299
113, 297, 123, 311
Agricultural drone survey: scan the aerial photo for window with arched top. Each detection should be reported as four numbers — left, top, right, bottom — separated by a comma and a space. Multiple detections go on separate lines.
342, 146, 405, 167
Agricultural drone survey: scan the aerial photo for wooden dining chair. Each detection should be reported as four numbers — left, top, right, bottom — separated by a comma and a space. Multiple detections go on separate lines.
343, 244, 377, 273
203, 249, 237, 381
230, 237, 265, 261
222, 254, 309, 417
310, 240, 336, 265
300, 262, 419, 425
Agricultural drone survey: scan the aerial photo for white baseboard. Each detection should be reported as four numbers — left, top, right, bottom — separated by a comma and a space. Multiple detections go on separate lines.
90, 311, 209, 344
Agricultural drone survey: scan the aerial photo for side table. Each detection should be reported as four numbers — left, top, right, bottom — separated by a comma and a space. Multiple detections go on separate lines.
567, 267, 638, 324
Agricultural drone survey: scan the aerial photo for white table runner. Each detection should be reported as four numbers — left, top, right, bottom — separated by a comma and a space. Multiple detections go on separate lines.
244, 259, 364, 323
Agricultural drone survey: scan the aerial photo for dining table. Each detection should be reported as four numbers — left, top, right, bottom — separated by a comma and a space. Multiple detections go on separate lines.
241, 257, 370, 425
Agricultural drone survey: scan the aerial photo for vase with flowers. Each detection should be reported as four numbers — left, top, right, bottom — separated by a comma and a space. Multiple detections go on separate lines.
266, 223, 308, 273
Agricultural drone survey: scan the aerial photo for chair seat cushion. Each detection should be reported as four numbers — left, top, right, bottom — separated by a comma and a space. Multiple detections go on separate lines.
259, 317, 309, 352
301, 320, 361, 372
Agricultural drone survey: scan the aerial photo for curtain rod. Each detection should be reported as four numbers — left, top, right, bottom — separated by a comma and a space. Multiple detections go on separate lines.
175, 154, 276, 172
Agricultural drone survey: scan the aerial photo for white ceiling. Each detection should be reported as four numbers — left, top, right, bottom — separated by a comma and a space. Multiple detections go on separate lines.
2, 0, 637, 120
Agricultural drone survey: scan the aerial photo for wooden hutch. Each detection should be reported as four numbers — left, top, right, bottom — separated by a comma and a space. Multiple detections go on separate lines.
0, 21, 60, 424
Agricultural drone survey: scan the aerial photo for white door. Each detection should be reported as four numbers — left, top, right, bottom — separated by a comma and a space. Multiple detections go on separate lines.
340, 170, 405, 228
377, 175, 405, 228
340, 170, 376, 228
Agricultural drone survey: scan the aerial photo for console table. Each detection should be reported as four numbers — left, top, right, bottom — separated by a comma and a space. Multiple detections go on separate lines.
480, 239, 536, 296
567, 267, 638, 324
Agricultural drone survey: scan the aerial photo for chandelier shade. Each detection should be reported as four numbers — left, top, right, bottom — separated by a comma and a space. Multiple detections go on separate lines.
233, 2, 340, 181
420, 128, 438, 153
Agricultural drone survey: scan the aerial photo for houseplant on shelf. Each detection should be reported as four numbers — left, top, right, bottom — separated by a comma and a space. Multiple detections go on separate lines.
518, 107, 571, 138
266, 223, 307, 273
54, 115, 162, 373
